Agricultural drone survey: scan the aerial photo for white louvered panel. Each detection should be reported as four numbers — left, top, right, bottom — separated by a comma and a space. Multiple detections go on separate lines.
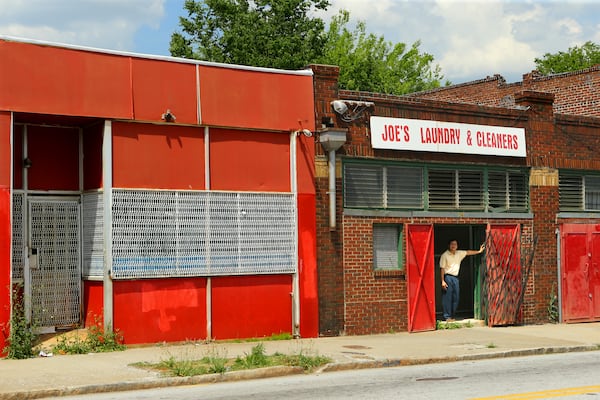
82, 192, 104, 279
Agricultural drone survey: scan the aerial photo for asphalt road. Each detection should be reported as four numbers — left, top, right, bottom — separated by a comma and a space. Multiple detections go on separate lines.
50, 351, 600, 399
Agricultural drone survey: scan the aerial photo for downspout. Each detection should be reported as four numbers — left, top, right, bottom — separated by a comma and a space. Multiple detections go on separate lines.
205, 126, 211, 340
318, 128, 348, 230
102, 121, 114, 333
290, 130, 300, 338
328, 150, 336, 229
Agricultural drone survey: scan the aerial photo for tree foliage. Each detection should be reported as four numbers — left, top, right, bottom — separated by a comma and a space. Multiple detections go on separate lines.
534, 41, 600, 75
170, 2, 448, 95
170, 0, 330, 70
318, 10, 448, 94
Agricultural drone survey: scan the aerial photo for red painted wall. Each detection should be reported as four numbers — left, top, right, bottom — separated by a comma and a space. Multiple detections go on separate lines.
298, 193, 318, 337
199, 65, 315, 133
209, 129, 290, 191
12, 125, 22, 190
0, 112, 11, 354
0, 40, 132, 119
131, 59, 198, 125
83, 124, 103, 190
211, 275, 292, 339
112, 122, 205, 189
83, 281, 104, 326
113, 278, 207, 344
27, 125, 79, 191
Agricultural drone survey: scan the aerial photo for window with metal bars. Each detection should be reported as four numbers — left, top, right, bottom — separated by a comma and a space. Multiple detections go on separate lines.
343, 161, 529, 212
559, 172, 600, 211
373, 224, 403, 270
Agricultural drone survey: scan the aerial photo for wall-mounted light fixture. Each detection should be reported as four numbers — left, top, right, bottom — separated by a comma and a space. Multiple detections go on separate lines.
23, 157, 32, 168
331, 100, 374, 123
161, 109, 176, 123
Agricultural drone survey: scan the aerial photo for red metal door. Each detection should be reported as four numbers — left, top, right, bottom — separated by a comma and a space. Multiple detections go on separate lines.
485, 224, 522, 326
406, 224, 435, 332
592, 233, 600, 319
563, 232, 590, 321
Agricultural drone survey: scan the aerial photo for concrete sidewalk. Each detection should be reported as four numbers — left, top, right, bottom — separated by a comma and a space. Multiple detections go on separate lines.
1, 322, 599, 399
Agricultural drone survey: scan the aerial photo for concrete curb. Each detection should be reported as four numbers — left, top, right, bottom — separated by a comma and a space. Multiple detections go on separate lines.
2, 346, 599, 400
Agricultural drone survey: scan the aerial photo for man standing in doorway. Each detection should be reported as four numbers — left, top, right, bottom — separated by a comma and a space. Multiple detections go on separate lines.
440, 239, 485, 322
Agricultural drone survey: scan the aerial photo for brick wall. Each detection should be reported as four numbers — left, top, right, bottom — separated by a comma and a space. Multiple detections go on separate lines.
410, 65, 600, 118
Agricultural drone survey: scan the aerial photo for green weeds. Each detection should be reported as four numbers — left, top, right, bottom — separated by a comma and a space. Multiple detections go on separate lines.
136, 342, 332, 377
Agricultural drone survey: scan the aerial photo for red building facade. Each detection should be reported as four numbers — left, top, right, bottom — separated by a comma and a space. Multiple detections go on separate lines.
0, 37, 318, 354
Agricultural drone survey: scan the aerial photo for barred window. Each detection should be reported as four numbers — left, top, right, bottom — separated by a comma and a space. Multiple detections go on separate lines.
373, 224, 403, 270
344, 161, 529, 213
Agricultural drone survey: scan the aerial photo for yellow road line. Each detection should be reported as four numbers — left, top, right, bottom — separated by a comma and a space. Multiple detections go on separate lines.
470, 384, 600, 399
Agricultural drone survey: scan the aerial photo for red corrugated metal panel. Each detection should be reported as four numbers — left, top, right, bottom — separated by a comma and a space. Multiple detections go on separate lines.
12, 125, 23, 190
27, 125, 79, 191
296, 134, 316, 195
209, 128, 290, 192
83, 281, 104, 327
131, 59, 198, 125
112, 122, 205, 189
0, 40, 132, 119
298, 193, 318, 337
113, 278, 207, 344
407, 224, 435, 332
82, 124, 103, 190
199, 65, 315, 132
211, 275, 292, 339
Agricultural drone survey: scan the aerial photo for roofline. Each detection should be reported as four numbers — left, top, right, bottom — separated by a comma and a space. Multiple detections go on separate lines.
0, 35, 314, 77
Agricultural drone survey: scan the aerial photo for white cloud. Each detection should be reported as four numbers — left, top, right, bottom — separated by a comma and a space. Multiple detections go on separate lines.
0, 0, 165, 50
326, 0, 600, 83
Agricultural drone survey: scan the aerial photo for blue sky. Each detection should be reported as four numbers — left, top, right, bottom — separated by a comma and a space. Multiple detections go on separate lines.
1, 0, 599, 84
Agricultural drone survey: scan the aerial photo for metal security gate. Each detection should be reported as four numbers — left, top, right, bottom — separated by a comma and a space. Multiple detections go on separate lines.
27, 197, 81, 329
483, 224, 536, 326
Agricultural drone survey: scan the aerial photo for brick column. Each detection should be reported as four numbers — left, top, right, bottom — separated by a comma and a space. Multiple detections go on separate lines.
515, 91, 558, 323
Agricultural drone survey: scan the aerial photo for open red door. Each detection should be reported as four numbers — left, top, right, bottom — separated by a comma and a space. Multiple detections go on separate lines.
407, 224, 435, 332
485, 224, 522, 326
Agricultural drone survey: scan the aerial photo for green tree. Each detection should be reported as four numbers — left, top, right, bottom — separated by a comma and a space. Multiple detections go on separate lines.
318, 10, 449, 94
170, 0, 330, 70
534, 41, 600, 75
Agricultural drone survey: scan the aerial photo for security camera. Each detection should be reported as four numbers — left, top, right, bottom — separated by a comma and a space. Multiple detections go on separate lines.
331, 100, 348, 115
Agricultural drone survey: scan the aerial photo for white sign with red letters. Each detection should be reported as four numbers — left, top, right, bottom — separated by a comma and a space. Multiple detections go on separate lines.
370, 116, 526, 157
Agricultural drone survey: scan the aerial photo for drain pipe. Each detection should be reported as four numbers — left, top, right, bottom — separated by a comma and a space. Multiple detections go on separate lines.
319, 128, 347, 230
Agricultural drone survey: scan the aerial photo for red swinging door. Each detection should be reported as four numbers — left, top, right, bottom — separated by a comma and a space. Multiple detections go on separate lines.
407, 224, 435, 332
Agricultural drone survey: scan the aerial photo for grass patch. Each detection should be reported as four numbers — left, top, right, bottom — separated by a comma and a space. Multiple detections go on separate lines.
487, 342, 497, 348
134, 343, 332, 377
436, 320, 474, 330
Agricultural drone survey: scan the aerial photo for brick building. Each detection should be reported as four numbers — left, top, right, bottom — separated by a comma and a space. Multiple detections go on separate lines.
312, 64, 600, 336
